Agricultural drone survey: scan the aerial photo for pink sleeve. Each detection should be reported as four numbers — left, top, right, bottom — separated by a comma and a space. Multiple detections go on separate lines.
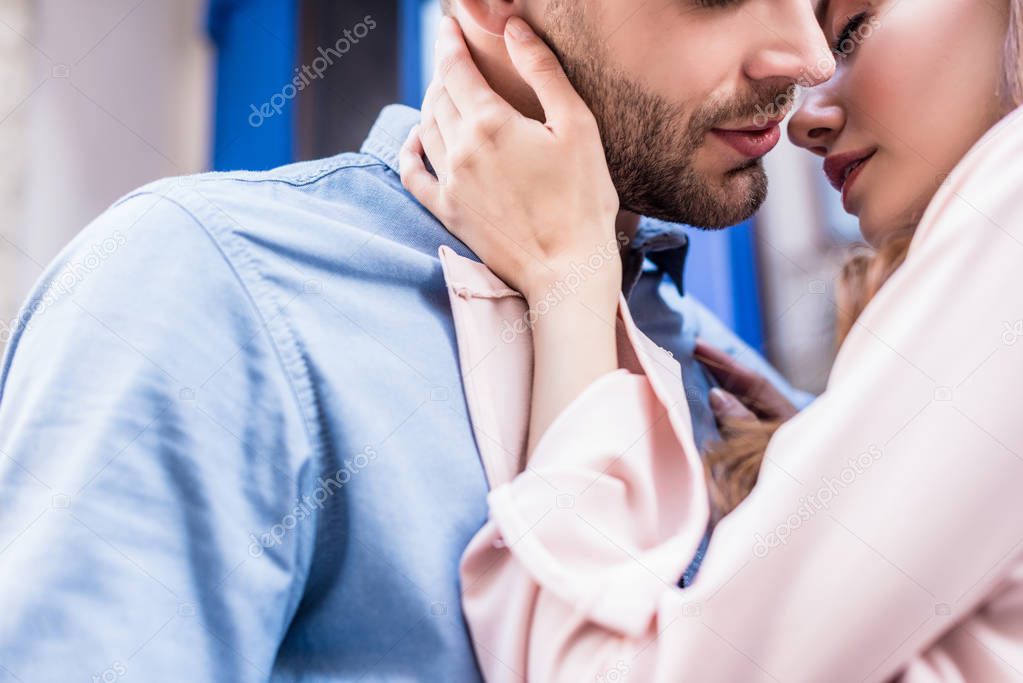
460, 107, 1023, 682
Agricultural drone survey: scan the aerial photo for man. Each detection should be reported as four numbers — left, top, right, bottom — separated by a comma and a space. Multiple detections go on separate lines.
0, 1, 828, 680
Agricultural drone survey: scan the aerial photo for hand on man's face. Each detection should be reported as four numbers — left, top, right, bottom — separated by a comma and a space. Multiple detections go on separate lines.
530, 0, 831, 227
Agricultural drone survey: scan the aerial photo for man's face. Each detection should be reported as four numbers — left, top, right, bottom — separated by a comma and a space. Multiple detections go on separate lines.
529, 0, 833, 228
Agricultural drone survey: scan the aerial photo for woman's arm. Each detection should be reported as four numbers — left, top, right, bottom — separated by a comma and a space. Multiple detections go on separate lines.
461, 106, 1023, 681
401, 16, 626, 456
403, 17, 1023, 681
522, 273, 620, 456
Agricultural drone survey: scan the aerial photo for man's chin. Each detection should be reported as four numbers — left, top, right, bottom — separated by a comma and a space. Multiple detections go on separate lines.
685, 164, 768, 229
612, 156, 768, 228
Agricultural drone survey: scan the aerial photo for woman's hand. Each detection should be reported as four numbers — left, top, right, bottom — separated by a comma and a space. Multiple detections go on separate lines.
400, 16, 621, 305
402, 16, 623, 457
694, 340, 799, 423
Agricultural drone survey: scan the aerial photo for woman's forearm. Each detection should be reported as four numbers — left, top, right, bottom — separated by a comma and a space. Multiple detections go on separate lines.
462, 108, 1023, 681
524, 272, 620, 458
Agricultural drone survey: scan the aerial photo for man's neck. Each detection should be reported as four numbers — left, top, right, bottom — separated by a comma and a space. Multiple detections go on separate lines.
616, 211, 640, 253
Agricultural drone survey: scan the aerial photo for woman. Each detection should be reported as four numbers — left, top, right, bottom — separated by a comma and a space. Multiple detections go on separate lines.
402, 1, 1023, 680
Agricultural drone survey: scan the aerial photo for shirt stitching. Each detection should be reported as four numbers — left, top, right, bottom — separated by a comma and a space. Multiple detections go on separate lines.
113, 187, 326, 625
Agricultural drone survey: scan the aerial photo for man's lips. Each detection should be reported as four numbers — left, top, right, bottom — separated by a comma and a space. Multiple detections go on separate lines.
710, 122, 782, 159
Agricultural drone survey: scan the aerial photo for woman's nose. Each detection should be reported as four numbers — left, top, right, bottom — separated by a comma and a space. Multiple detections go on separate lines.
788, 90, 845, 157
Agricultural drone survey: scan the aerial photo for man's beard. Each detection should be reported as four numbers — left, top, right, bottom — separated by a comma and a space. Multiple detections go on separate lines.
541, 2, 788, 228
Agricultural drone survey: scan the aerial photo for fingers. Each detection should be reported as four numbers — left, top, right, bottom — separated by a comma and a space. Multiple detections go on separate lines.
399, 126, 441, 216
694, 340, 798, 420
426, 18, 515, 178
709, 388, 757, 424
503, 16, 588, 127
436, 17, 514, 118
694, 340, 764, 396
419, 83, 449, 179
432, 83, 461, 133
422, 86, 465, 182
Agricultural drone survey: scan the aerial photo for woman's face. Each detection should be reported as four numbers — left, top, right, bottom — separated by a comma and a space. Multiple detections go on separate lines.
788, 0, 1011, 246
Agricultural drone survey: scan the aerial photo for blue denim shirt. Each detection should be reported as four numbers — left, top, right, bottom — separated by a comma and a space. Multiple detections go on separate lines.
0, 105, 809, 682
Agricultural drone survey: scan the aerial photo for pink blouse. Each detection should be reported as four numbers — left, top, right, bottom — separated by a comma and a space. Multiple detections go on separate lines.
440, 104, 1023, 682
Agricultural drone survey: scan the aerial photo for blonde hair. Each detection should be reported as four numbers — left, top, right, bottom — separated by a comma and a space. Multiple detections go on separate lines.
706, 0, 1023, 521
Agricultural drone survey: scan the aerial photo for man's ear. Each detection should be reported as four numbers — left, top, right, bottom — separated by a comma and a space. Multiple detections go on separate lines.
455, 0, 524, 36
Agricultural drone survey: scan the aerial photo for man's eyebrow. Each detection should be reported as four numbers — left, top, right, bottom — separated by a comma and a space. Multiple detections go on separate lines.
815, 0, 832, 27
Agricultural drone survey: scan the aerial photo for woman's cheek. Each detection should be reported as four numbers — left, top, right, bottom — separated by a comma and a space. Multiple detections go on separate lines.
843, 7, 956, 236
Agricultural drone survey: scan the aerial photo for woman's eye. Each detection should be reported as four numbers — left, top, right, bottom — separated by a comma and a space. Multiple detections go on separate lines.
833, 11, 869, 56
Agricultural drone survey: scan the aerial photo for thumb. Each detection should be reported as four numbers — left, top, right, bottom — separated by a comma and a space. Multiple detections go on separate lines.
503, 16, 585, 126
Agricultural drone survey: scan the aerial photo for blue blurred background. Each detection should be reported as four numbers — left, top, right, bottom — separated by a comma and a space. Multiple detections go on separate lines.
0, 0, 862, 391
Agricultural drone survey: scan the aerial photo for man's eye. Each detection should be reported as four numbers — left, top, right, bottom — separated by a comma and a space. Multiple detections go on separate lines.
833, 11, 869, 56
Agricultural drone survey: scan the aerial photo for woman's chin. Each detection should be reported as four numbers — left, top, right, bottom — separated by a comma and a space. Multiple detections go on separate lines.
856, 193, 934, 247
856, 213, 889, 248
849, 200, 890, 247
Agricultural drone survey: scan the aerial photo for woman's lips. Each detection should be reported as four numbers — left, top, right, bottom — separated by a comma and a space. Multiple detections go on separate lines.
711, 123, 782, 159
824, 148, 877, 212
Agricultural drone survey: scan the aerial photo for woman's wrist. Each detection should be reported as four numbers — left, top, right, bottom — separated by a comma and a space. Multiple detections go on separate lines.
522, 257, 622, 312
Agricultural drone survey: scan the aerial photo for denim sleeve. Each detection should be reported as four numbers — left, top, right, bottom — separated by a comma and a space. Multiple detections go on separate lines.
0, 192, 317, 682
681, 294, 816, 410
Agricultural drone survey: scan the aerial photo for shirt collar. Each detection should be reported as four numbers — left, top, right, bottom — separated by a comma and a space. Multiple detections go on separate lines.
630, 218, 689, 297
360, 104, 417, 176
361, 105, 690, 298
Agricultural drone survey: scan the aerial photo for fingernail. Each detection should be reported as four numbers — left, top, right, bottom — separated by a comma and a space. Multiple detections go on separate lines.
505, 16, 530, 41
709, 388, 732, 412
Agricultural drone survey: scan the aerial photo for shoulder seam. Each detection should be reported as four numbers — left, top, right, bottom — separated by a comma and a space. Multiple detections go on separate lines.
134, 189, 325, 457
122, 188, 327, 616
113, 158, 389, 203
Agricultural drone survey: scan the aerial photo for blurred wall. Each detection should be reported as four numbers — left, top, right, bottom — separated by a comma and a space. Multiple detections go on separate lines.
0, 0, 212, 347
757, 134, 852, 393
297, 0, 398, 159
0, 0, 31, 341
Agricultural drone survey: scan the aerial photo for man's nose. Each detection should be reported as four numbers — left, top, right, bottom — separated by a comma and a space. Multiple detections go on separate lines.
743, 0, 835, 87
